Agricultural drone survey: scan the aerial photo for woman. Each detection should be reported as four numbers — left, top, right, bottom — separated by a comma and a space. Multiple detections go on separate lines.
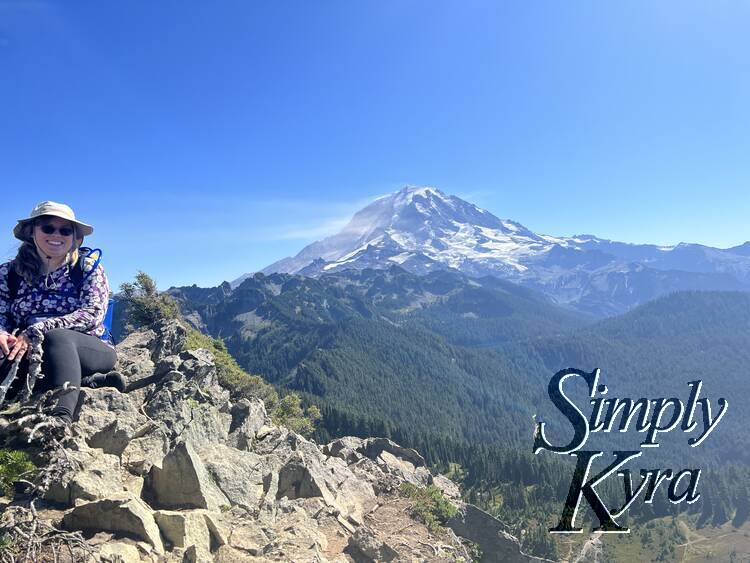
0, 201, 123, 425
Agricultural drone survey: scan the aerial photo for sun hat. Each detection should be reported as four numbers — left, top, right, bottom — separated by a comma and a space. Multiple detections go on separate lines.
13, 201, 94, 241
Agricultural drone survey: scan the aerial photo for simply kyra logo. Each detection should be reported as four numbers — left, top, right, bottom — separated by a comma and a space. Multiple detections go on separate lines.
533, 368, 728, 534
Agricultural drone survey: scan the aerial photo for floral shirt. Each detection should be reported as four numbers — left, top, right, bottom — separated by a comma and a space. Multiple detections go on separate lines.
0, 258, 112, 345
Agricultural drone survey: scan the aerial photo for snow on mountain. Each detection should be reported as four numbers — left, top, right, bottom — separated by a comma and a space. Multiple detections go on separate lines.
249, 185, 749, 316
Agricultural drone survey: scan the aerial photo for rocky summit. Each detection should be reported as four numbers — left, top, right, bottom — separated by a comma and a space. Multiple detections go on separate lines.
0, 320, 545, 563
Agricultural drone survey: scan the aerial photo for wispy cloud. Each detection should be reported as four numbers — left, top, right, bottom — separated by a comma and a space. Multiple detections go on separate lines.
128, 192, 385, 244
263, 216, 352, 241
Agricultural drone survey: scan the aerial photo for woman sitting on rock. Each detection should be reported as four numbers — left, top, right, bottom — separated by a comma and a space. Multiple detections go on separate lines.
0, 201, 123, 425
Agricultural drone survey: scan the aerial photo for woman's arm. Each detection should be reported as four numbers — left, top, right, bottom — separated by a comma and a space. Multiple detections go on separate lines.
23, 263, 110, 336
0, 262, 13, 335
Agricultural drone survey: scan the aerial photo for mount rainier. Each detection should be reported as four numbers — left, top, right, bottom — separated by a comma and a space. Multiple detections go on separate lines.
249, 186, 749, 316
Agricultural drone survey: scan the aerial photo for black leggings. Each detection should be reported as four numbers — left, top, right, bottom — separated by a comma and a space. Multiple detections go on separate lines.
36, 328, 118, 419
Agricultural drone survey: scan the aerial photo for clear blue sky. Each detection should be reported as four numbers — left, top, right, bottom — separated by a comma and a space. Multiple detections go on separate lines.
1, 1, 748, 289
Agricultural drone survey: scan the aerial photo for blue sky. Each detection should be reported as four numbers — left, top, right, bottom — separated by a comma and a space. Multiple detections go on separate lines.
1, 1, 748, 290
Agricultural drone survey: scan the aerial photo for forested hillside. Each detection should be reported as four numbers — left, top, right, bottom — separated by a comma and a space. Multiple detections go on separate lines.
162, 270, 750, 557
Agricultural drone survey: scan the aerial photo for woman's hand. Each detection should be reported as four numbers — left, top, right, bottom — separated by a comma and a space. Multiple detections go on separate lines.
6, 333, 30, 362
0, 332, 16, 358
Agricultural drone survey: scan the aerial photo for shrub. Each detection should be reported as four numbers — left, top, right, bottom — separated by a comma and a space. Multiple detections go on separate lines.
184, 328, 280, 410
0, 449, 35, 498
399, 482, 458, 534
271, 394, 322, 437
119, 271, 180, 331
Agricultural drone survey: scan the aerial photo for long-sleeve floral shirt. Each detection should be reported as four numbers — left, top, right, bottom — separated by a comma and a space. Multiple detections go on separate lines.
0, 258, 112, 345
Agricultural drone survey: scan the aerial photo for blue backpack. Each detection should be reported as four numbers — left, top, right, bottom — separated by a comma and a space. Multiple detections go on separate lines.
7, 247, 116, 343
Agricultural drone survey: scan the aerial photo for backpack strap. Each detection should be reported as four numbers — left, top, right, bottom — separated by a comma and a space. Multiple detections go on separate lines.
77, 247, 102, 285
7, 266, 20, 304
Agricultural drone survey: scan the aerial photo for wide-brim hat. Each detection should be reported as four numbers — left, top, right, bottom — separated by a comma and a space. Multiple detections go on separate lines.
13, 201, 94, 241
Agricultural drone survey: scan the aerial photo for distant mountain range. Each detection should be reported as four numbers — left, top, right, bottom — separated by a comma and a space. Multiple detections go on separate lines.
238, 185, 749, 316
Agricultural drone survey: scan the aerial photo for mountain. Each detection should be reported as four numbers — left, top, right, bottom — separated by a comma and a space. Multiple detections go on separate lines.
168, 267, 588, 446
165, 274, 750, 555
500, 290, 750, 466
169, 266, 750, 466
253, 185, 750, 316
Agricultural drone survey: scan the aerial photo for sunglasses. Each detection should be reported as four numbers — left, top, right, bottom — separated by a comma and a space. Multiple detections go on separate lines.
38, 224, 75, 237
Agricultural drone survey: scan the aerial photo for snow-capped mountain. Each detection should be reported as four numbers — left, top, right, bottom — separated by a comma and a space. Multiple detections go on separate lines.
251, 186, 749, 316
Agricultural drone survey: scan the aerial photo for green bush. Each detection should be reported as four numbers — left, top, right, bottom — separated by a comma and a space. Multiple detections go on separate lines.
119, 271, 180, 331
184, 328, 280, 410
271, 394, 321, 437
399, 482, 458, 535
0, 449, 35, 498
0, 533, 12, 556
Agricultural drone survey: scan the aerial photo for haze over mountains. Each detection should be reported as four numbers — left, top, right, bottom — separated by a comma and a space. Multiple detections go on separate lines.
244, 186, 749, 316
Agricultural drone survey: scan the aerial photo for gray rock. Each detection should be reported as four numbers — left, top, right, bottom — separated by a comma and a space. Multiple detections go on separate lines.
121, 431, 170, 476
347, 526, 400, 561
323, 436, 365, 464
214, 545, 256, 562
116, 328, 157, 384
182, 544, 212, 563
360, 437, 427, 469
63, 493, 164, 554
154, 510, 211, 551
150, 319, 188, 363
227, 398, 268, 450
429, 473, 462, 503
198, 444, 267, 511
178, 349, 218, 388
46, 442, 123, 507
145, 441, 230, 512
447, 503, 551, 563
277, 438, 376, 524
98, 541, 142, 563
143, 391, 231, 449
75, 388, 146, 455
154, 355, 183, 378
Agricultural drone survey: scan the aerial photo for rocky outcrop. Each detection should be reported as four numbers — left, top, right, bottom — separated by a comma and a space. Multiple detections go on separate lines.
1, 319, 540, 562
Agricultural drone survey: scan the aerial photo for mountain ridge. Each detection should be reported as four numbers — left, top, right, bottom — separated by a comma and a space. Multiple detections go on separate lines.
244, 185, 749, 316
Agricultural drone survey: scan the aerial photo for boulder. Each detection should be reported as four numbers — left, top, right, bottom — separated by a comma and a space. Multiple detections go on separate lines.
150, 319, 188, 363
98, 541, 142, 563
116, 328, 157, 384
346, 526, 400, 561
276, 440, 376, 524
121, 431, 170, 476
323, 436, 365, 464
142, 374, 231, 448
154, 510, 211, 552
45, 442, 123, 507
75, 388, 147, 455
182, 544, 212, 562
145, 441, 230, 512
227, 398, 268, 450
178, 349, 218, 387
62, 493, 164, 554
447, 503, 549, 563
198, 444, 267, 511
